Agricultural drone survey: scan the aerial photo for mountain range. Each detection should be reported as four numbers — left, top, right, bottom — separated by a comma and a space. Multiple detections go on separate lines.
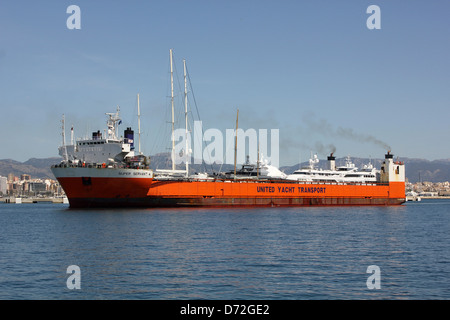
1, 154, 450, 183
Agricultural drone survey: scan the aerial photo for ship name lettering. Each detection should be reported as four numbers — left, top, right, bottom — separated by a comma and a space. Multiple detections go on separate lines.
256, 186, 275, 193
278, 186, 295, 193
298, 186, 326, 194
118, 171, 131, 175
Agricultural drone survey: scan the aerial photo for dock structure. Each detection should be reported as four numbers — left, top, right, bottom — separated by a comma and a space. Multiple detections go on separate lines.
1, 197, 68, 204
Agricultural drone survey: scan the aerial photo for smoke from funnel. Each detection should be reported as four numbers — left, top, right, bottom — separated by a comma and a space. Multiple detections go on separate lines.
336, 127, 391, 150
314, 141, 337, 156
302, 115, 391, 151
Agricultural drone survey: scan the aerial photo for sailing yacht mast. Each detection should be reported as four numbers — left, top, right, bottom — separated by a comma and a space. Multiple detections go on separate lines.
137, 93, 141, 154
234, 109, 239, 179
257, 141, 260, 178
170, 49, 175, 171
183, 59, 189, 177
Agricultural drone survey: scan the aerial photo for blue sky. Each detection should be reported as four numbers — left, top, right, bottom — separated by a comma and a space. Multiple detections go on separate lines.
1, 1, 449, 165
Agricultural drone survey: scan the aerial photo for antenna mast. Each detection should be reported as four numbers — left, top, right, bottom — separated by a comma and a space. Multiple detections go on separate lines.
61, 114, 65, 146
61, 114, 69, 162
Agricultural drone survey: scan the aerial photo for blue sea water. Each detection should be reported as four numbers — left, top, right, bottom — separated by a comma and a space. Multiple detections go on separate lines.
0, 200, 449, 300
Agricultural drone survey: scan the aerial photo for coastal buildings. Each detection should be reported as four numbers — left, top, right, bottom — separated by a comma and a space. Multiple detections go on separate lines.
406, 180, 450, 197
0, 173, 63, 198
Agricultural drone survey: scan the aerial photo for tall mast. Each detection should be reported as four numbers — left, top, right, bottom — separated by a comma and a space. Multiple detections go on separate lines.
257, 141, 260, 178
184, 59, 189, 177
170, 49, 175, 171
61, 114, 68, 162
137, 93, 141, 154
234, 109, 239, 179
61, 114, 66, 146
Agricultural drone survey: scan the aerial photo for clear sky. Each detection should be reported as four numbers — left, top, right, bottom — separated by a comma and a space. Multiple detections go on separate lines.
1, 0, 449, 165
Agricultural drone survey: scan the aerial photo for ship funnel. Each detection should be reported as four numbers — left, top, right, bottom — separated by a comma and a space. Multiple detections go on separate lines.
327, 153, 336, 171
124, 127, 135, 150
385, 151, 393, 159
92, 130, 102, 140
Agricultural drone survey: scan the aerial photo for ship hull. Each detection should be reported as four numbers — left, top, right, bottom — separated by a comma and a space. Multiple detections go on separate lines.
52, 167, 406, 209
67, 196, 405, 209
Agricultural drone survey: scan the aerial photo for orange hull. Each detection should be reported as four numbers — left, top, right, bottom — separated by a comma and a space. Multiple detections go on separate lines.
146, 179, 405, 206
55, 173, 406, 208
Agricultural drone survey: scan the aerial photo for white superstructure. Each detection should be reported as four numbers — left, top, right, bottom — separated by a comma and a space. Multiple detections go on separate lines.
58, 107, 146, 167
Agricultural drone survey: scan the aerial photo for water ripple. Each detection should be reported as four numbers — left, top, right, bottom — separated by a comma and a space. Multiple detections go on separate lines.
0, 201, 449, 299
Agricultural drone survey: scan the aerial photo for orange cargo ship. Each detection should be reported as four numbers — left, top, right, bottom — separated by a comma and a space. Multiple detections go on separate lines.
51, 152, 405, 208
51, 50, 405, 208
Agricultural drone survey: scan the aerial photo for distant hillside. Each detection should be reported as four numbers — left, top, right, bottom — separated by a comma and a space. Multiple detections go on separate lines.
402, 158, 450, 183
1, 155, 450, 183
0, 157, 61, 180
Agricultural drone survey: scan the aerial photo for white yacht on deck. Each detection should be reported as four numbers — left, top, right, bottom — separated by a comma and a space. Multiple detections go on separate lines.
286, 153, 379, 183
220, 155, 287, 180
